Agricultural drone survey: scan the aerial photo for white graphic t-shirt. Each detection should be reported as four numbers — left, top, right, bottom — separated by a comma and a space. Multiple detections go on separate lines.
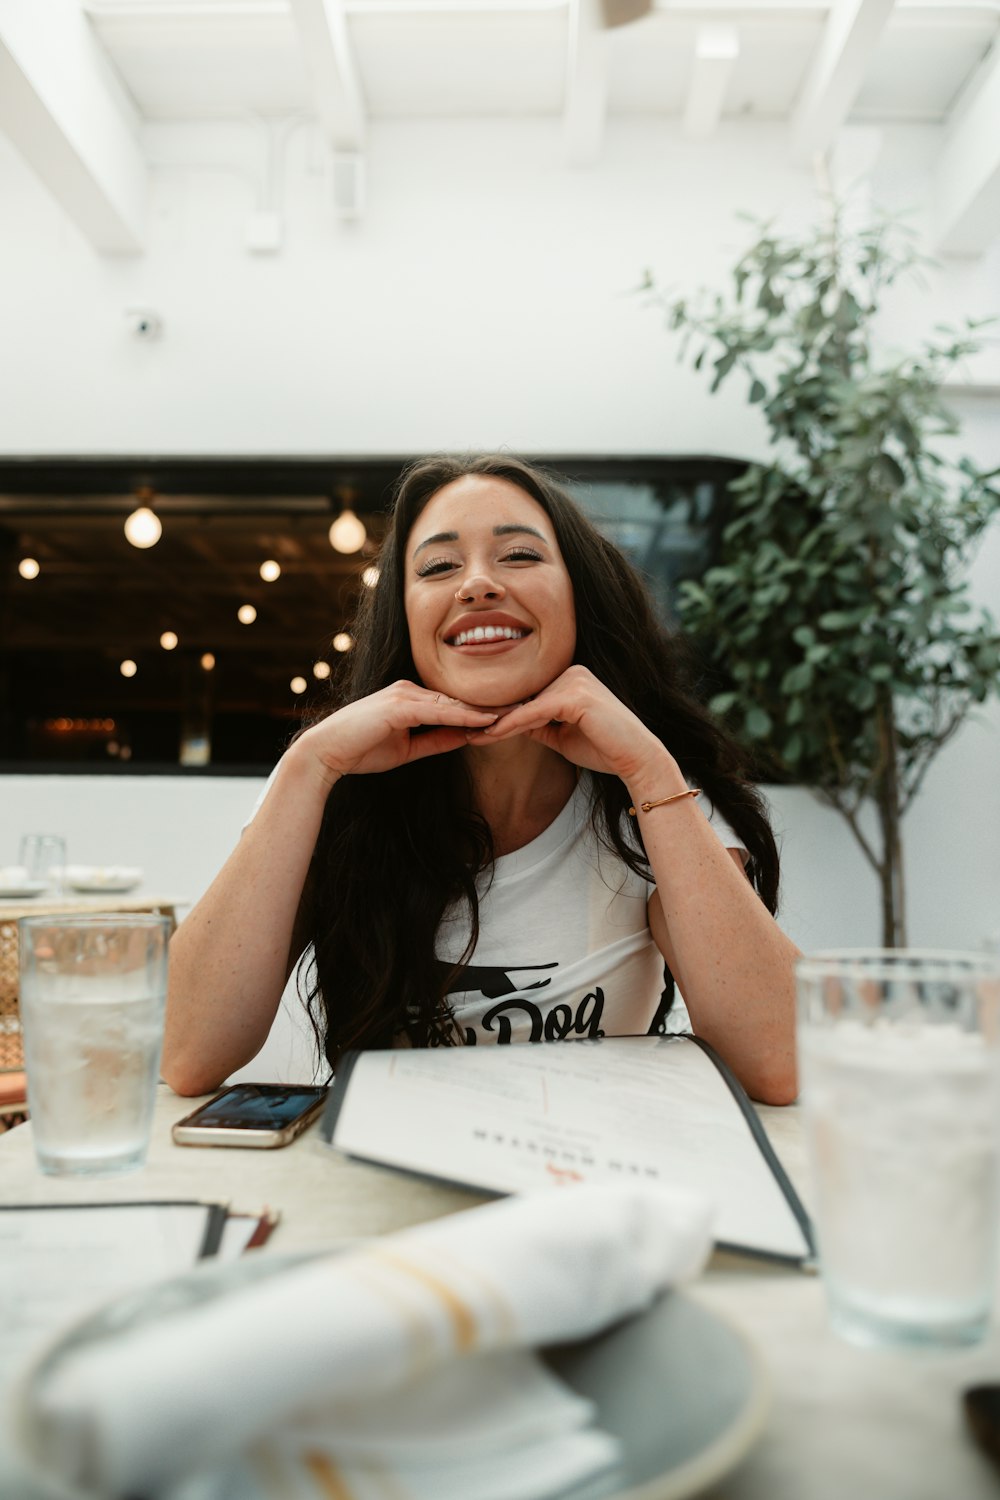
434, 777, 743, 1046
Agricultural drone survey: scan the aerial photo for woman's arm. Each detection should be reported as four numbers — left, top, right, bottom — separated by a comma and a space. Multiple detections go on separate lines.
639, 788, 799, 1105
477, 666, 799, 1104
163, 685, 499, 1096
162, 743, 332, 1095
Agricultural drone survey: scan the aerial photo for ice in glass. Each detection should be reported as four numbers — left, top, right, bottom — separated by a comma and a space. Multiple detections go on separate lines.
18, 915, 170, 1176
797, 949, 1000, 1349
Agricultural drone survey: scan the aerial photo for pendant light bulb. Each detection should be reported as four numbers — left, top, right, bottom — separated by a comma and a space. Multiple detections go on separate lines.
124, 491, 162, 550
328, 507, 367, 555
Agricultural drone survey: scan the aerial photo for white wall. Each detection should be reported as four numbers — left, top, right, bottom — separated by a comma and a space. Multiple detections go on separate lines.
1, 115, 998, 1074
1, 117, 995, 453
0, 118, 848, 457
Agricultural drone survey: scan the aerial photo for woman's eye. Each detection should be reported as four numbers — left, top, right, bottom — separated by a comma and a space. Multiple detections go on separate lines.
502, 547, 543, 563
416, 557, 457, 577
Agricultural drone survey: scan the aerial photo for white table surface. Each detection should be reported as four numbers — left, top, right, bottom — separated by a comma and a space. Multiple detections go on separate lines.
2, 1087, 998, 1500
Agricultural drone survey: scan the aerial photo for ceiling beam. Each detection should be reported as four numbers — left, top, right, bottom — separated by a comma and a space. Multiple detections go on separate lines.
788, 0, 895, 166
683, 23, 739, 140
933, 40, 1000, 256
564, 0, 608, 167
287, 0, 366, 154
0, 0, 146, 252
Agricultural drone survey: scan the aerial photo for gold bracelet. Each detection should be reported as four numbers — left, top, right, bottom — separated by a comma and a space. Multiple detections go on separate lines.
627, 788, 701, 817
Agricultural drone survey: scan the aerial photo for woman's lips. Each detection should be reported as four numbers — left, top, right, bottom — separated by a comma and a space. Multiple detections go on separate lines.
447, 636, 527, 654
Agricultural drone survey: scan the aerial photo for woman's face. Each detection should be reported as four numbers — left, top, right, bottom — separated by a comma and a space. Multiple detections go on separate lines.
403, 474, 577, 708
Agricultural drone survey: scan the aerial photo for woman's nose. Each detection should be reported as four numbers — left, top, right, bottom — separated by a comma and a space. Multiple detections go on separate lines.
455, 570, 505, 603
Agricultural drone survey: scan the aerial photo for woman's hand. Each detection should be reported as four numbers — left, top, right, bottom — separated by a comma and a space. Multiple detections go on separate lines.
475, 665, 674, 788
296, 680, 499, 785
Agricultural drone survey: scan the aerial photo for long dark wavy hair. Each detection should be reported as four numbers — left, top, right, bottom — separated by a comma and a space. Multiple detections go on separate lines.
299, 454, 780, 1069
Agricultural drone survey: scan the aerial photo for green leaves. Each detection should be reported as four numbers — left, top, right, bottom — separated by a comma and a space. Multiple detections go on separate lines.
781, 663, 814, 695
658, 206, 1000, 829
744, 706, 773, 740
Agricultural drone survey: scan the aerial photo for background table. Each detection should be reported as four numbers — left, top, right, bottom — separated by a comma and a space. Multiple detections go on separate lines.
1, 1088, 998, 1500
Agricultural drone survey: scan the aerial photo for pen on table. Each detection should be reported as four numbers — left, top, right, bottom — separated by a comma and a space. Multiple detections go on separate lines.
245, 1207, 281, 1249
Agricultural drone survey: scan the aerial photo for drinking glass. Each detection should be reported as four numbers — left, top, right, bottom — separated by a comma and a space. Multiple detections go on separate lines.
18, 834, 67, 892
18, 914, 170, 1176
797, 949, 1000, 1349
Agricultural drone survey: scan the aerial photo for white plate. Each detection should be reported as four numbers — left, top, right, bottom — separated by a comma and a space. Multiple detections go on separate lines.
67, 880, 141, 894
548, 1288, 770, 1499
56, 866, 143, 895
0, 881, 49, 899
10, 1260, 769, 1500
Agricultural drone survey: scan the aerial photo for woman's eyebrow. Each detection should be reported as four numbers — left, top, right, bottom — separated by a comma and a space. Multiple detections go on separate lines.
413, 530, 458, 557
412, 524, 548, 557
494, 524, 547, 543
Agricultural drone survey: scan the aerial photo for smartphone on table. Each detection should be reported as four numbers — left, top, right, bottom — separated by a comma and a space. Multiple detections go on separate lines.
171, 1083, 328, 1149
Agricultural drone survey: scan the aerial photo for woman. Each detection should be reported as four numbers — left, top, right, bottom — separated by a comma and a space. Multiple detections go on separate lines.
164, 455, 799, 1103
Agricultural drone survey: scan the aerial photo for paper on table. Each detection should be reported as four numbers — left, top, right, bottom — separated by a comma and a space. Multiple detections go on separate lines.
0, 1201, 226, 1381
0, 1200, 277, 1500
322, 1035, 813, 1262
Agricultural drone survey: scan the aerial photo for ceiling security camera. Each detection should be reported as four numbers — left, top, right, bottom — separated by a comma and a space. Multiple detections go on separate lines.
125, 308, 163, 340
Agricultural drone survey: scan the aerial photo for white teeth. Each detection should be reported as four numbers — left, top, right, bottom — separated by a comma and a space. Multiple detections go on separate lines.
450, 626, 526, 647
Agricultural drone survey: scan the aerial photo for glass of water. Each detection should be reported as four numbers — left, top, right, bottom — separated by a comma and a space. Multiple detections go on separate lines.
797, 949, 1000, 1349
18, 914, 170, 1176
18, 834, 67, 892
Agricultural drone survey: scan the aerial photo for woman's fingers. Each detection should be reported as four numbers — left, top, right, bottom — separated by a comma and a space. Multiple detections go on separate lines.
393, 684, 499, 728
477, 687, 574, 739
306, 682, 499, 778
478, 704, 559, 740
470, 667, 661, 781
421, 698, 499, 727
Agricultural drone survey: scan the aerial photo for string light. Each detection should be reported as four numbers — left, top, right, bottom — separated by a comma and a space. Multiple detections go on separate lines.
361, 565, 379, 589
18, 558, 40, 579
290, 676, 307, 694
120, 659, 138, 678
45, 718, 116, 733
328, 507, 367, 554
259, 560, 281, 582
332, 632, 353, 653
237, 604, 257, 624
159, 631, 178, 650
313, 661, 331, 680
124, 487, 162, 549
200, 652, 216, 671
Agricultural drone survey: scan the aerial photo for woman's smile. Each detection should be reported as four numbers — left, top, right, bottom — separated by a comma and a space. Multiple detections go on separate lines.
404, 475, 576, 705
445, 613, 532, 651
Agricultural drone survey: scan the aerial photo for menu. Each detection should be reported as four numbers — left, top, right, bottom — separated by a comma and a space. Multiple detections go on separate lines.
321, 1035, 814, 1263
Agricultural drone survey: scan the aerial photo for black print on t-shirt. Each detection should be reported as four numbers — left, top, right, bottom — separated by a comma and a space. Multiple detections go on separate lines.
646, 968, 677, 1036
438, 960, 558, 1000
461, 988, 606, 1045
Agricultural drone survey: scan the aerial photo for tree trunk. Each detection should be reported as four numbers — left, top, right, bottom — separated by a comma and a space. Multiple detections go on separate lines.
875, 693, 907, 947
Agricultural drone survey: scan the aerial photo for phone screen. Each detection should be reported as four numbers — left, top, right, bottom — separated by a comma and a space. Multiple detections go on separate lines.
185, 1084, 327, 1130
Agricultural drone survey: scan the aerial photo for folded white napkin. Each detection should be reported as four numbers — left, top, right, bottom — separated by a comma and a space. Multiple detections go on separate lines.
20, 1183, 713, 1500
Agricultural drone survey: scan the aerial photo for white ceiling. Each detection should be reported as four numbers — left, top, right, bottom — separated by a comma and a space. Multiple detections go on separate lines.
81, 0, 997, 123
1, 0, 999, 253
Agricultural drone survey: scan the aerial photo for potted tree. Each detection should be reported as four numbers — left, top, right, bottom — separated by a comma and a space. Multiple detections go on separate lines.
644, 212, 1000, 945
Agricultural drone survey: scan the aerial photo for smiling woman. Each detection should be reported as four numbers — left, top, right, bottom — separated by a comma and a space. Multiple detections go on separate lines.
163, 454, 800, 1105
404, 475, 576, 710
